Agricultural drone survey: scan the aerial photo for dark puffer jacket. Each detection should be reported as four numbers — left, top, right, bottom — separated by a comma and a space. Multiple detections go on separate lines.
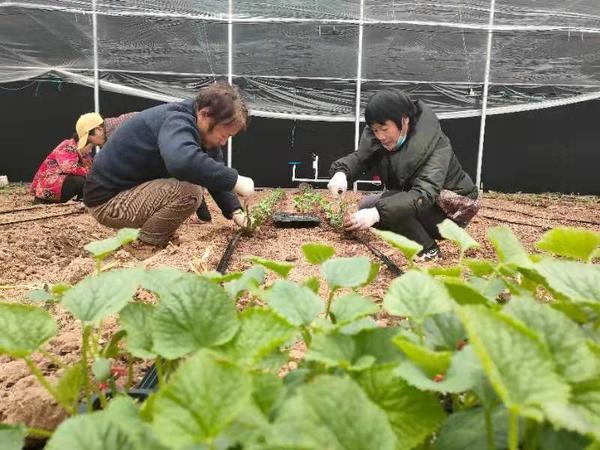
330, 100, 477, 229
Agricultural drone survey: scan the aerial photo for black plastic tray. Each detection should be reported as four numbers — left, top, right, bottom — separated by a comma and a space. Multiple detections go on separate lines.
272, 212, 321, 228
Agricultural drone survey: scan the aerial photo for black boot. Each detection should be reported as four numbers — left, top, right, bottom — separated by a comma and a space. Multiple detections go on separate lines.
195, 198, 212, 222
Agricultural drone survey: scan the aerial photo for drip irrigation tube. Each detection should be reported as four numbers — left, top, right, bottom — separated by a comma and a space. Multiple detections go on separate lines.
482, 204, 600, 227
0, 208, 85, 226
353, 234, 404, 276
0, 201, 78, 215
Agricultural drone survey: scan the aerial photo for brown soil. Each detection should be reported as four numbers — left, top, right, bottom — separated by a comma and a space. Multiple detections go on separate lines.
0, 183, 598, 431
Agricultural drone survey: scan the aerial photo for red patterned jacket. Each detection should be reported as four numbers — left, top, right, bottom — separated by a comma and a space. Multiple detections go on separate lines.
30, 113, 136, 201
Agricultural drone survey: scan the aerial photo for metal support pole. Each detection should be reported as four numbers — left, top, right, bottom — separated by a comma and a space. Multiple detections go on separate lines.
475, 0, 496, 189
227, 0, 233, 167
354, 0, 365, 150
92, 0, 100, 113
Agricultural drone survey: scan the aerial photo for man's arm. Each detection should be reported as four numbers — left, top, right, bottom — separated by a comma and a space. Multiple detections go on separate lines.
329, 126, 381, 182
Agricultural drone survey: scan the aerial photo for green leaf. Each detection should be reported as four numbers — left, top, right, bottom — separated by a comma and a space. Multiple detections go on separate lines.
102, 329, 126, 358
50, 282, 72, 296
152, 275, 239, 359
259, 280, 324, 327
536, 227, 600, 262
393, 336, 452, 377
321, 257, 372, 289
27, 289, 54, 302
302, 242, 335, 264
55, 364, 85, 408
224, 266, 265, 299
435, 406, 510, 450
354, 366, 445, 450
441, 277, 491, 305
330, 293, 379, 325
247, 256, 293, 278
266, 375, 397, 450
395, 345, 481, 393
427, 265, 462, 277
458, 305, 571, 420
0, 303, 57, 357
119, 303, 155, 359
0, 423, 26, 450
383, 271, 452, 324
536, 259, 600, 304
201, 271, 243, 284
302, 276, 320, 294
151, 350, 252, 447
140, 267, 185, 297
438, 219, 479, 254
84, 228, 139, 260
251, 372, 285, 417
338, 317, 378, 335
424, 311, 467, 351
374, 229, 423, 262
92, 357, 111, 382
61, 268, 142, 324
221, 308, 296, 367
505, 295, 598, 383
488, 226, 534, 269
464, 258, 496, 277
537, 424, 591, 450
543, 380, 600, 441
364, 262, 380, 286
306, 327, 402, 371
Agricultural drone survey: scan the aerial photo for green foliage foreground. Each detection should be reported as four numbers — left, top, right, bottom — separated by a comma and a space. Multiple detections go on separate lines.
1, 224, 600, 450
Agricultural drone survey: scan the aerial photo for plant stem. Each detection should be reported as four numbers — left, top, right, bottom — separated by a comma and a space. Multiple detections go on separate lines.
126, 354, 134, 391
94, 258, 102, 275
324, 289, 336, 320
301, 327, 312, 346
24, 357, 74, 415
81, 325, 93, 413
523, 418, 539, 450
27, 427, 53, 439
484, 407, 496, 450
508, 409, 519, 450
93, 380, 108, 409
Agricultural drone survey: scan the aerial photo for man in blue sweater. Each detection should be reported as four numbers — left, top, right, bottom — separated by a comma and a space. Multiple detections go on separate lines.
83, 82, 255, 253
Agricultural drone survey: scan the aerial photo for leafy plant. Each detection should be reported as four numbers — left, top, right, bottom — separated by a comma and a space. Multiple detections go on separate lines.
292, 186, 348, 229
247, 188, 285, 231
1, 222, 599, 450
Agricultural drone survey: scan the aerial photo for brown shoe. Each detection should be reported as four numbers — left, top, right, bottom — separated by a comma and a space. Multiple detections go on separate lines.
123, 241, 161, 261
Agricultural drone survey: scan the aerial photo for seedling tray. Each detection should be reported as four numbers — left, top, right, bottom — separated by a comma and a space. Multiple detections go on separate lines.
272, 212, 321, 228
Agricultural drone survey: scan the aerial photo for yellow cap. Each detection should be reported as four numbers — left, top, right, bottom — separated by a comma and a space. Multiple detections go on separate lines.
76, 112, 103, 150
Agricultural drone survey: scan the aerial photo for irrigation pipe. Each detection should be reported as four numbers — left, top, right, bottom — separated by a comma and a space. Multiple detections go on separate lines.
0, 209, 85, 226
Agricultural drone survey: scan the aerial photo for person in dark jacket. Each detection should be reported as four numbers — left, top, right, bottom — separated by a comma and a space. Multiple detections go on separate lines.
328, 89, 479, 261
83, 82, 255, 254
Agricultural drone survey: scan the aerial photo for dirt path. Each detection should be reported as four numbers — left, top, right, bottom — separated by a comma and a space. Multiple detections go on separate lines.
0, 184, 598, 431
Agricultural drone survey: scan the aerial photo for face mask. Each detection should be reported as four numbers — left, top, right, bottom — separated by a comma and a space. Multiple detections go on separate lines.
393, 133, 407, 151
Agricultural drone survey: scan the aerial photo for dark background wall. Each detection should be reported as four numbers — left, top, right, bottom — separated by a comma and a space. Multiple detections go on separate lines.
1, 80, 598, 194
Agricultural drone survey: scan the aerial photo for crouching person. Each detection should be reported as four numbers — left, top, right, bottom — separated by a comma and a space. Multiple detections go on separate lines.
327, 89, 479, 261
83, 82, 255, 257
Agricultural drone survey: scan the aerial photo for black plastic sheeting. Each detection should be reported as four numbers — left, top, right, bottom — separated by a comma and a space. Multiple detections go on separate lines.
1, 80, 598, 194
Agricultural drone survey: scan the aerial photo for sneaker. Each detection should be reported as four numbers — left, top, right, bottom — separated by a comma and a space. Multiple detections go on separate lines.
416, 244, 442, 262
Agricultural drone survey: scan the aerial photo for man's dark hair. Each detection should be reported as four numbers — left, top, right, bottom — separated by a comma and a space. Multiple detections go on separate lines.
364, 89, 419, 131
194, 81, 249, 130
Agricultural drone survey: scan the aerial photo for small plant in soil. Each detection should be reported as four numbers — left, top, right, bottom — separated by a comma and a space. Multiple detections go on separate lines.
1, 223, 599, 450
292, 186, 349, 230
246, 188, 285, 232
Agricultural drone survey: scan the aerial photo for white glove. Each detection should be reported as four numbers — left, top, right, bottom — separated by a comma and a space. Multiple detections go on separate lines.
327, 172, 348, 197
345, 207, 380, 232
232, 209, 252, 229
234, 175, 255, 197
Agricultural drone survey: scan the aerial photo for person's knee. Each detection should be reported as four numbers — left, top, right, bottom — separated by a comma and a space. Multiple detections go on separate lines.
177, 181, 203, 211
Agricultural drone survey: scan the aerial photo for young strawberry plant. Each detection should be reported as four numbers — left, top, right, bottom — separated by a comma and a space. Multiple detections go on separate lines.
292, 186, 348, 229
247, 188, 285, 231
0, 224, 598, 450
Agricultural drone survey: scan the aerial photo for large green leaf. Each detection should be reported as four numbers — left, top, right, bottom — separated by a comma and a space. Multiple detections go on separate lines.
424, 311, 467, 351
152, 275, 239, 359
441, 277, 491, 305
536, 227, 600, 262
536, 259, 600, 304
140, 267, 185, 298
120, 303, 156, 359
0, 423, 26, 450
55, 364, 85, 409
537, 424, 591, 450
259, 280, 323, 327
306, 328, 402, 371
330, 293, 379, 325
247, 256, 293, 278
47, 396, 164, 450
505, 295, 598, 383
84, 228, 139, 260
61, 268, 142, 324
374, 229, 423, 262
458, 305, 571, 419
435, 406, 510, 450
543, 380, 600, 441
394, 336, 452, 377
224, 266, 265, 299
464, 259, 496, 277
355, 367, 445, 450
0, 303, 57, 357
438, 219, 479, 254
395, 345, 481, 393
383, 271, 453, 324
321, 257, 372, 289
221, 308, 296, 367
251, 372, 286, 417
151, 350, 252, 447
302, 242, 335, 264
488, 226, 533, 269
266, 375, 397, 450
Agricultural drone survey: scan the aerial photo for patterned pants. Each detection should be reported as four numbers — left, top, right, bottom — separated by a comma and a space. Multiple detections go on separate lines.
88, 178, 203, 246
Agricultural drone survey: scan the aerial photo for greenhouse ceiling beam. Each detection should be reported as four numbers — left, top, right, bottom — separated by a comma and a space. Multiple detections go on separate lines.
354, 0, 365, 150
227, 0, 233, 168
92, 0, 99, 113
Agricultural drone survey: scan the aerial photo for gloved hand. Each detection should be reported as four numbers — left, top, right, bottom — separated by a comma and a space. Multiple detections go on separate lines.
345, 207, 380, 232
234, 175, 255, 197
232, 209, 252, 229
327, 172, 348, 197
